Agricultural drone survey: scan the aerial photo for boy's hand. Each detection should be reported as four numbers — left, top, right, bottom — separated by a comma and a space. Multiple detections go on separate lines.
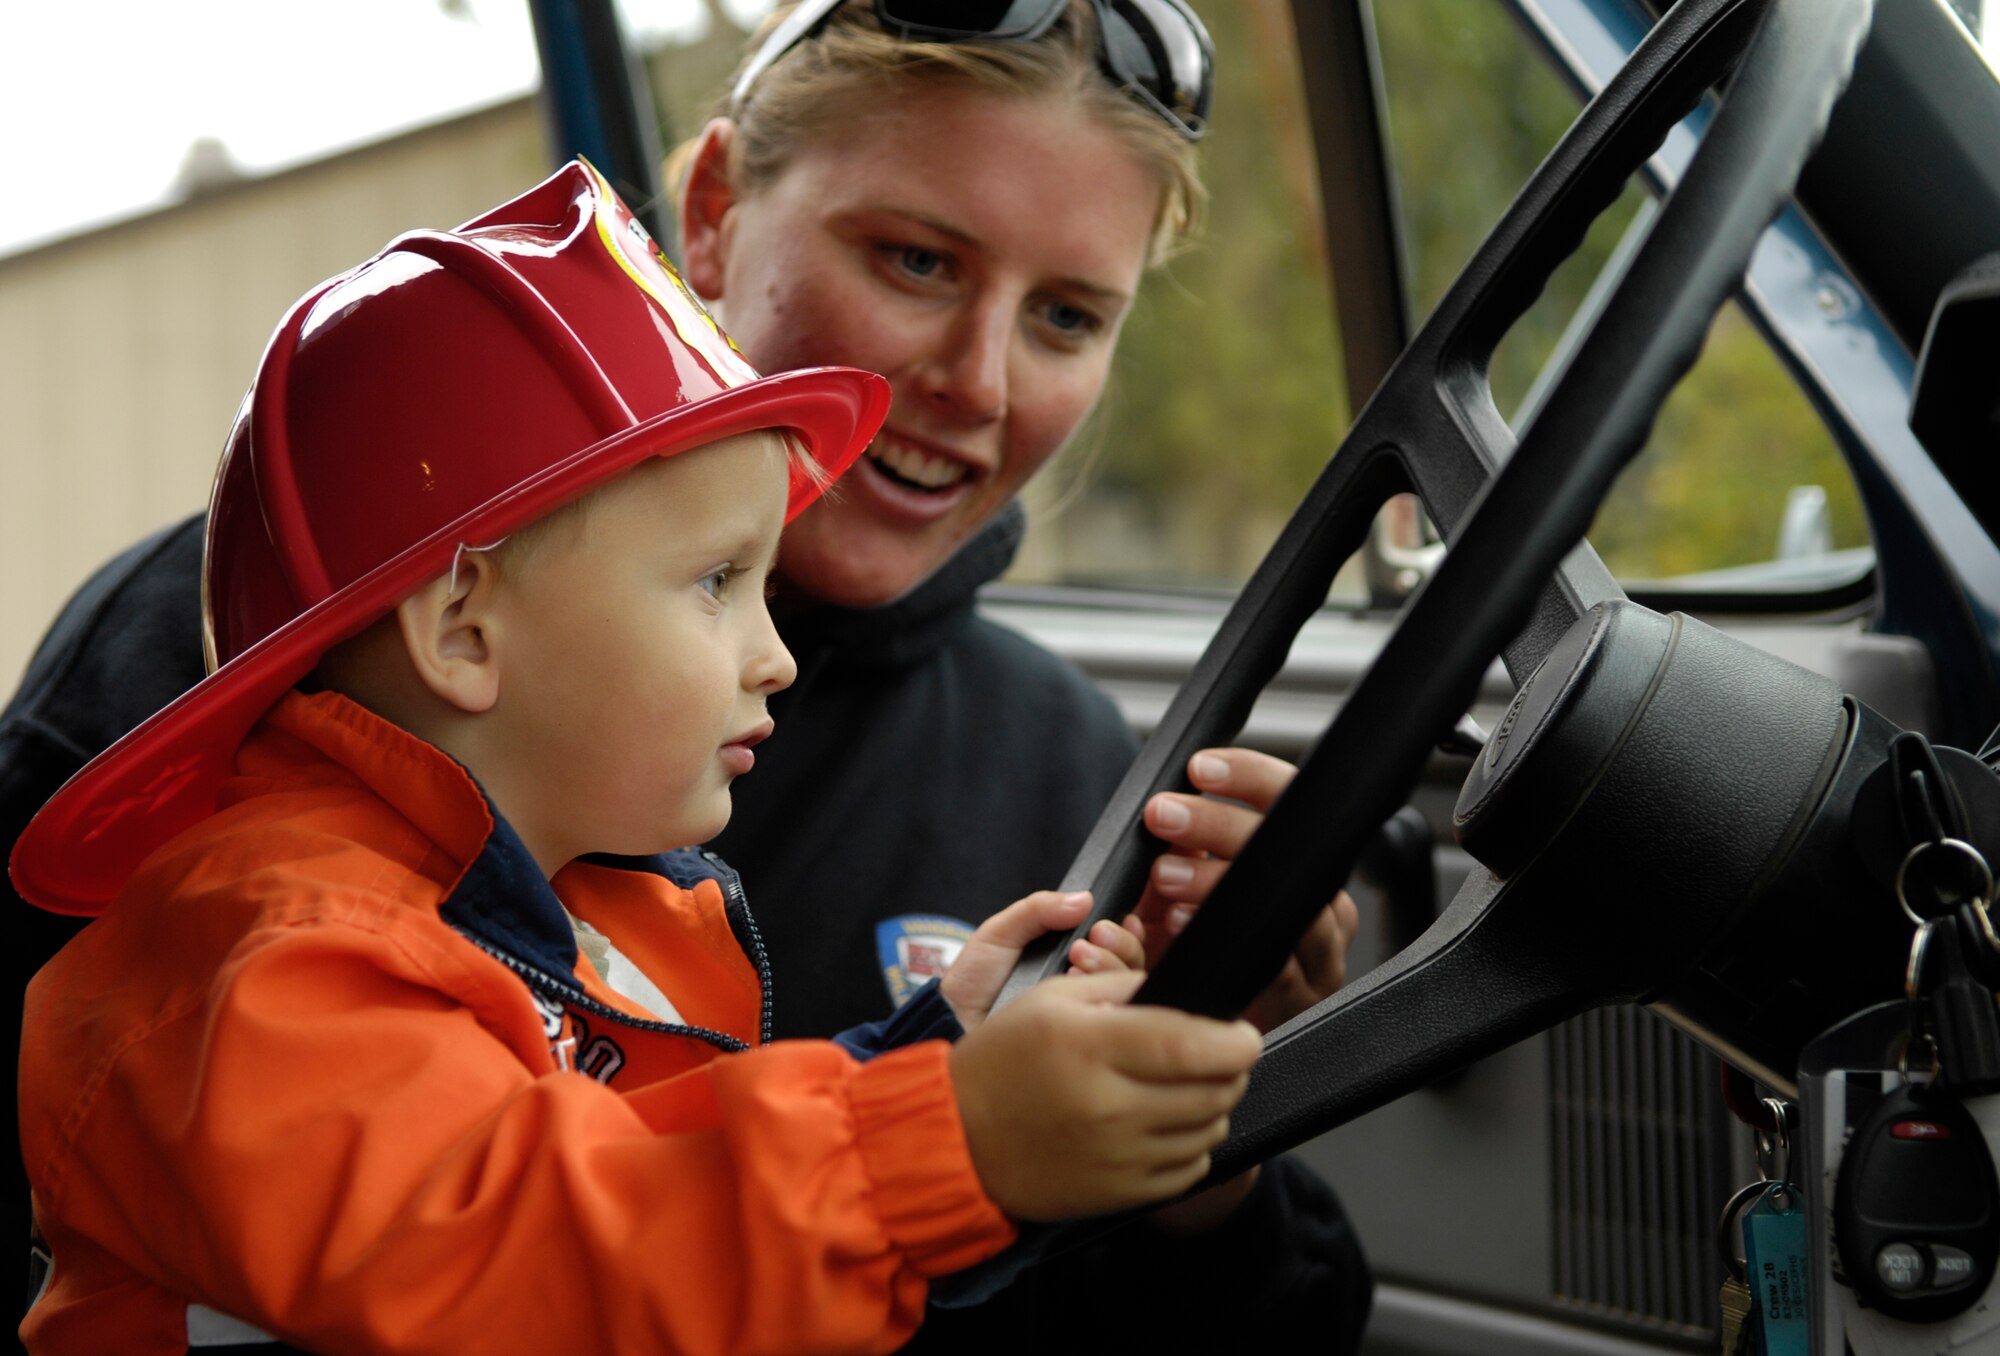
1136, 748, 1360, 1034
941, 890, 1145, 1032
950, 970, 1261, 1221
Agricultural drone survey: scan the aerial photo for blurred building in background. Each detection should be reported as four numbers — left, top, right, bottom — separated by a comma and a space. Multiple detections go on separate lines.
0, 100, 547, 691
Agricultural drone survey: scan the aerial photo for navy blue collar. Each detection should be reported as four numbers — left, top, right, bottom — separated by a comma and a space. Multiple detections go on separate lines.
438, 789, 730, 980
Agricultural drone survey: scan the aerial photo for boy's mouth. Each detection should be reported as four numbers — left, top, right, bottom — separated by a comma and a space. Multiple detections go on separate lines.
719, 722, 773, 777
867, 434, 972, 493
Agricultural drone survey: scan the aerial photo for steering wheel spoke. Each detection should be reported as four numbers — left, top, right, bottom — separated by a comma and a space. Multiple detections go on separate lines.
996, 0, 1875, 1148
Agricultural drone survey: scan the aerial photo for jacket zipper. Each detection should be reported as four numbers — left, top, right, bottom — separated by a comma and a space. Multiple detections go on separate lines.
465, 936, 751, 1054
458, 854, 777, 1056
703, 851, 775, 1047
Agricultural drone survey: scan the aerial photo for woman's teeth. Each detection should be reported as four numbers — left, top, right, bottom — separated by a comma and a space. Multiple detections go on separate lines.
871, 437, 970, 491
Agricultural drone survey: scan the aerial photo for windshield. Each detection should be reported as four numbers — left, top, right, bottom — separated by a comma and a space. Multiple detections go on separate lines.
1943, 0, 2000, 79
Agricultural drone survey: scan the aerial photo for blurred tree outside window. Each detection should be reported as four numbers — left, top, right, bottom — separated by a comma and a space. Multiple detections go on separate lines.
1011, 0, 1354, 593
1372, 0, 1871, 585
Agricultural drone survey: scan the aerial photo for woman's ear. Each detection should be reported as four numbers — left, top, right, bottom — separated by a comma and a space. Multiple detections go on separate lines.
395, 550, 504, 715
680, 119, 740, 302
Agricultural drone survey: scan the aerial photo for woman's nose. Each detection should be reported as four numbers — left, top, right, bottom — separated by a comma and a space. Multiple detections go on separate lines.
920, 302, 1009, 423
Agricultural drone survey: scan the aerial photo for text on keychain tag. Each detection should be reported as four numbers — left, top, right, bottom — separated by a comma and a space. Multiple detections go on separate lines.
1744, 1182, 1810, 1356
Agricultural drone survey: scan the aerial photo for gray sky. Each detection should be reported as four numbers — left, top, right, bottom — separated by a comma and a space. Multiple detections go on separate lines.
0, 0, 766, 257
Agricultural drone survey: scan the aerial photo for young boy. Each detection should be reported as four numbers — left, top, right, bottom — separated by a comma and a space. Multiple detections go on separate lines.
12, 163, 1261, 1355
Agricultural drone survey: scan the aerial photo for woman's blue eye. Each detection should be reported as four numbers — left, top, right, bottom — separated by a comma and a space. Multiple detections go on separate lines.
898, 246, 944, 278
1046, 301, 1093, 333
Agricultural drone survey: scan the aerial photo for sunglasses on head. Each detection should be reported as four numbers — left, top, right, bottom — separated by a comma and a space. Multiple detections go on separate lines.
730, 0, 1215, 142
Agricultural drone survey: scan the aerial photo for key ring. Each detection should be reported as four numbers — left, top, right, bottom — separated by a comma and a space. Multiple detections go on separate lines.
1899, 921, 1943, 1087
1720, 1064, 1783, 1133
1896, 837, 1996, 927
1968, 891, 2000, 958
1900, 1032, 1943, 1087
1715, 1179, 1767, 1284
1754, 1096, 1796, 1208
1907, 920, 1935, 1009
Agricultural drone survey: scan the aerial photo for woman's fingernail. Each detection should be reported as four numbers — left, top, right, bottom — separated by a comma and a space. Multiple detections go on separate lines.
1155, 857, 1195, 887
1062, 891, 1092, 908
1190, 753, 1229, 785
1151, 797, 1191, 833
1169, 903, 1197, 931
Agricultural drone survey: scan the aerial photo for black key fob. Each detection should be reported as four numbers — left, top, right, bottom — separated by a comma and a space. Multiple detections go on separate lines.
1834, 1081, 2000, 1323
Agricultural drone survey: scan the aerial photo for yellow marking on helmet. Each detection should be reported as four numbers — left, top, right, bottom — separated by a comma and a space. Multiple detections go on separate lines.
581, 162, 759, 387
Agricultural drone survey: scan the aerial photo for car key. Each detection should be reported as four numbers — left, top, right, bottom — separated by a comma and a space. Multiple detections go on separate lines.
1833, 1077, 2000, 1324
1833, 913, 2000, 1327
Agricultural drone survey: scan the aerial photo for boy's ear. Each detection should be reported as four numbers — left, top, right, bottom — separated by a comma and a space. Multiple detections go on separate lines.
679, 119, 739, 303
394, 551, 504, 715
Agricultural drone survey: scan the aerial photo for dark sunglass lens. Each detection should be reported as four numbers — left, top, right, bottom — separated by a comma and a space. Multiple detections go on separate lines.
876, 0, 1066, 40
1100, 0, 1212, 129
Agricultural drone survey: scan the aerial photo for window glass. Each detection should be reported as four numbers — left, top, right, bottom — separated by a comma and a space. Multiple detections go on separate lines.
1941, 0, 2000, 82
1008, 0, 1353, 593
1372, 0, 1871, 588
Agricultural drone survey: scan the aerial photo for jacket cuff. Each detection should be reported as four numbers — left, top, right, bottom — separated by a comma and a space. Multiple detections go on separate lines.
832, 979, 963, 1062
849, 1041, 1015, 1277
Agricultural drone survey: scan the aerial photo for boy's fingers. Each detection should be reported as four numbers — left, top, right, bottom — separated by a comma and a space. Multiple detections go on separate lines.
1045, 968, 1148, 1005
976, 890, 1092, 950
1120, 1077, 1250, 1134
1146, 1113, 1235, 1160
1096, 1007, 1263, 1081
1144, 1153, 1217, 1199
1082, 917, 1146, 971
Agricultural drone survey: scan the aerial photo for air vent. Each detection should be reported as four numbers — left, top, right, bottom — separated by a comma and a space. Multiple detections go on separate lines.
1550, 1006, 1733, 1342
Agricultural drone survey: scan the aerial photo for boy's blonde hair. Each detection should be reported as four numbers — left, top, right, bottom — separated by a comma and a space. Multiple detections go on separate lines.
314, 428, 812, 694
490, 428, 825, 578
669, 0, 1205, 263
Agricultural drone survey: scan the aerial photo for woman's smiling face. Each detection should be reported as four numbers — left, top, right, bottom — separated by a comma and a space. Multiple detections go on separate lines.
680, 82, 1162, 607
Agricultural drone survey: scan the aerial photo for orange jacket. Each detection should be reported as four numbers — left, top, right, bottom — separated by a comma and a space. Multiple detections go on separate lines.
19, 691, 1013, 1355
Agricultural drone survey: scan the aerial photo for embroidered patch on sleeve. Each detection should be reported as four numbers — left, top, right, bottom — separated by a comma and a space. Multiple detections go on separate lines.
875, 915, 976, 1007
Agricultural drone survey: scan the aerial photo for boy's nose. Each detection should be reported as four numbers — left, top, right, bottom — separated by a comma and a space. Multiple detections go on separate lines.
747, 632, 797, 695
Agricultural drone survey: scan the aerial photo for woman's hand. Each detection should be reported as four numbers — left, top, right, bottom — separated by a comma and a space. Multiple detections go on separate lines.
1135, 748, 1360, 1034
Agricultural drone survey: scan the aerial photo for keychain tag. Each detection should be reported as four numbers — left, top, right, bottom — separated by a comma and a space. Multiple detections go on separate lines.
1746, 1183, 1811, 1356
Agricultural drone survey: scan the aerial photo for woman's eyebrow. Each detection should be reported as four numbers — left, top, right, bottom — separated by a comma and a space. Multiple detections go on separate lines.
867, 203, 979, 248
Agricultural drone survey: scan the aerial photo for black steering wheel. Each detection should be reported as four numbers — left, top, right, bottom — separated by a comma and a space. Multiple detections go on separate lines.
995, 0, 1877, 1178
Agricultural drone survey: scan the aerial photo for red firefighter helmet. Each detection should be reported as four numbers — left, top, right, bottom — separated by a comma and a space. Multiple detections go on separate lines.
12, 160, 888, 916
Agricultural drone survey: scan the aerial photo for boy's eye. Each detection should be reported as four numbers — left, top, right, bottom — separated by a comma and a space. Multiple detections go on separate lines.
697, 567, 731, 599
